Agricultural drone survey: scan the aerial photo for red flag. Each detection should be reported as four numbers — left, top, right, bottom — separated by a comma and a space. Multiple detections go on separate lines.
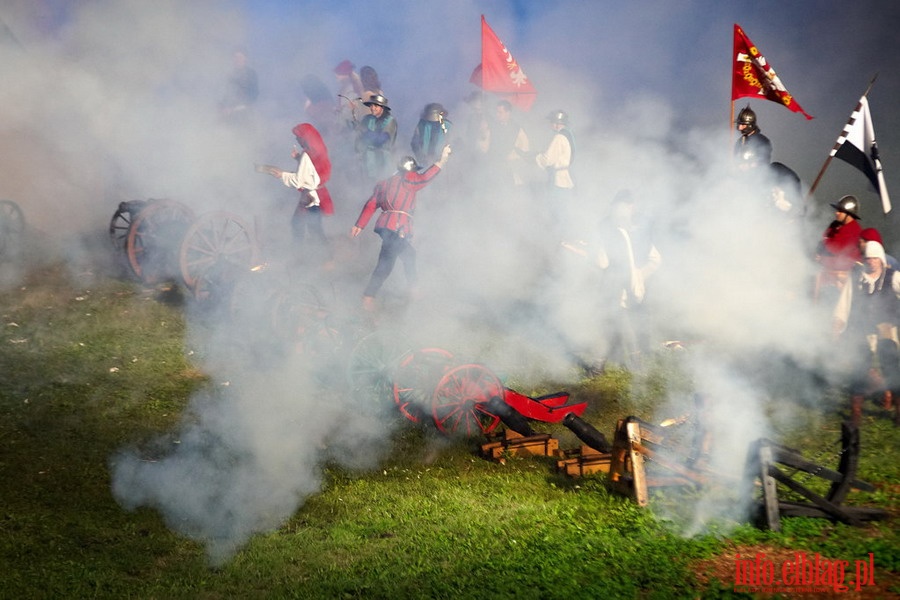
732, 24, 813, 120
470, 15, 536, 111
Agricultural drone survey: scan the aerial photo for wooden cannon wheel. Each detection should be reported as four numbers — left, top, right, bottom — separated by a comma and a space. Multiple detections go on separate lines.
392, 347, 455, 424
108, 200, 147, 254
346, 329, 410, 406
431, 363, 503, 436
179, 210, 261, 301
125, 199, 195, 284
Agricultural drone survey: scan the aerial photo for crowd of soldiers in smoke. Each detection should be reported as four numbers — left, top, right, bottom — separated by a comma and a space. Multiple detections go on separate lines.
102, 38, 900, 567
214, 49, 900, 399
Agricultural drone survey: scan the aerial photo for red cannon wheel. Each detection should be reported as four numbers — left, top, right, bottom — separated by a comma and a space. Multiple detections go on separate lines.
126, 199, 195, 284
179, 211, 261, 300
431, 363, 503, 436
392, 348, 454, 424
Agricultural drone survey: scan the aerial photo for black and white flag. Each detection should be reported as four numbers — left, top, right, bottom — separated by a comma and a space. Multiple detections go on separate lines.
830, 95, 891, 213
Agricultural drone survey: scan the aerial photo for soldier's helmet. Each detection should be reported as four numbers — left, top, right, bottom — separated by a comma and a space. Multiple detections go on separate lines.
830, 195, 862, 220
363, 93, 390, 110
398, 156, 419, 172
547, 109, 569, 125
423, 103, 446, 122
736, 105, 758, 132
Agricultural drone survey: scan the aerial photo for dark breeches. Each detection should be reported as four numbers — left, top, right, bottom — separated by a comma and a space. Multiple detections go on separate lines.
363, 229, 416, 297
292, 205, 332, 259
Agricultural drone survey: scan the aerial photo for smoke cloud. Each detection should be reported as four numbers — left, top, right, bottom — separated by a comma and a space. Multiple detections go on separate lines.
3, 0, 898, 562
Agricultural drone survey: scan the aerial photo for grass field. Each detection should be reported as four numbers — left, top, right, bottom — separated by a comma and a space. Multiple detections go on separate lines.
0, 261, 897, 599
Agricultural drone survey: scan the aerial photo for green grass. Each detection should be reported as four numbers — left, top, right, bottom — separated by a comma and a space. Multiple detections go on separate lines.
0, 263, 897, 599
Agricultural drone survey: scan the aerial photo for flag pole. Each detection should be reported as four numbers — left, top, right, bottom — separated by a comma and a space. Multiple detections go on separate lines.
806, 74, 879, 199
729, 101, 735, 147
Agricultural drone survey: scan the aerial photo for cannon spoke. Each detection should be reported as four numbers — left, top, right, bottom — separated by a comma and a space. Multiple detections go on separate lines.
346, 330, 410, 406
179, 211, 260, 298
125, 199, 195, 284
392, 348, 454, 423
432, 364, 502, 436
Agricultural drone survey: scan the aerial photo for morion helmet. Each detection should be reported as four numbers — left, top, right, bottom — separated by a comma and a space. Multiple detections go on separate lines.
830, 195, 861, 220
363, 93, 390, 110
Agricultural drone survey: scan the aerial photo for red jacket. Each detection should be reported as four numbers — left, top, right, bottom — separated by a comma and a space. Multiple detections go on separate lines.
354, 165, 442, 238
820, 219, 862, 271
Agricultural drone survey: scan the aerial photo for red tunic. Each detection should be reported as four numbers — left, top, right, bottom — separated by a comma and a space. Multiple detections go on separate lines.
354, 165, 442, 238
820, 220, 862, 271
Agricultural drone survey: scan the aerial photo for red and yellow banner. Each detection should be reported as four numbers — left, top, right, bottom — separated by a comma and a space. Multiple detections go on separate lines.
732, 24, 813, 120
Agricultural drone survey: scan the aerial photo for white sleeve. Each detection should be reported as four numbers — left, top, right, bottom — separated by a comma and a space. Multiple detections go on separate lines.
536, 134, 569, 170
280, 153, 321, 191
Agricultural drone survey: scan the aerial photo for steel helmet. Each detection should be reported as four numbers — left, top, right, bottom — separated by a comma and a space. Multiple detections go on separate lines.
547, 109, 569, 125
830, 195, 862, 220
363, 93, 390, 110
736, 105, 758, 132
398, 155, 419, 172
423, 103, 446, 122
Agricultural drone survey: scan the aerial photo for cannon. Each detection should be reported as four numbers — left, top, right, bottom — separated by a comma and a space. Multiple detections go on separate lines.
108, 199, 261, 301
109, 199, 345, 365
345, 330, 587, 437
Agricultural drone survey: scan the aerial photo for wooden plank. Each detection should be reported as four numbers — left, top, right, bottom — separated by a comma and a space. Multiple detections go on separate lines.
777, 501, 888, 521
607, 419, 649, 506
632, 443, 707, 486
480, 432, 559, 461
556, 453, 612, 477
767, 466, 863, 527
758, 444, 781, 532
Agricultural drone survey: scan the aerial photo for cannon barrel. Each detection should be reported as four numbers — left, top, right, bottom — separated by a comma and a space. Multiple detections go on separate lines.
485, 396, 536, 437
563, 413, 611, 453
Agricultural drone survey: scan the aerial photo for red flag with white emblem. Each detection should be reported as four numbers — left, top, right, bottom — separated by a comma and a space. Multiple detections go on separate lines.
469, 15, 536, 111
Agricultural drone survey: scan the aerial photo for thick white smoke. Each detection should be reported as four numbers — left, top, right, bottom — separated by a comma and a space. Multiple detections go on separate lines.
2, 0, 898, 561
